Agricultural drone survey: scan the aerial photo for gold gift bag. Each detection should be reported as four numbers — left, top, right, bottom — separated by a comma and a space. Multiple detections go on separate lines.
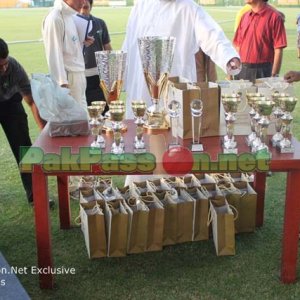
209, 199, 236, 256
173, 189, 195, 244
186, 187, 209, 241
226, 181, 257, 233
157, 191, 178, 246
141, 194, 165, 252
80, 201, 107, 258
125, 197, 149, 254
105, 199, 129, 257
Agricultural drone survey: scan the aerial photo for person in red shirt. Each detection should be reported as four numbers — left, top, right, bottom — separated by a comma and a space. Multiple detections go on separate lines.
233, 0, 287, 82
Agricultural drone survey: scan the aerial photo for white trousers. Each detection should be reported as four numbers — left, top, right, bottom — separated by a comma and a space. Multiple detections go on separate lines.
67, 71, 87, 111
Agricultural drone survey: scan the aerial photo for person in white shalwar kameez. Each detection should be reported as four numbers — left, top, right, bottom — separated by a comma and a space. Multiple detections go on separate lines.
42, 0, 88, 110
122, 0, 241, 186
122, 0, 241, 120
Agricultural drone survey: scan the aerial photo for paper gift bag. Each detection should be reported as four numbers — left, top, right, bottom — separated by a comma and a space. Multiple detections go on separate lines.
186, 187, 209, 241
226, 181, 257, 233
174, 189, 195, 243
209, 199, 236, 256
125, 197, 149, 254
168, 76, 220, 139
141, 194, 165, 252
104, 199, 129, 257
158, 191, 178, 246
80, 187, 103, 203
80, 201, 107, 258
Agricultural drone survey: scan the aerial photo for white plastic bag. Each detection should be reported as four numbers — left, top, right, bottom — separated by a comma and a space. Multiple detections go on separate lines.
31, 74, 89, 137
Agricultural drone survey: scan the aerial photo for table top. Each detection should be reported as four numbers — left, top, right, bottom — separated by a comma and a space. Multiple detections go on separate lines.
20, 120, 300, 174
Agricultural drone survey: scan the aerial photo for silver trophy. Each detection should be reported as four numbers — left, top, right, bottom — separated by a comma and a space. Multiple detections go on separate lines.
138, 36, 176, 129
168, 100, 181, 148
95, 50, 127, 132
190, 99, 204, 152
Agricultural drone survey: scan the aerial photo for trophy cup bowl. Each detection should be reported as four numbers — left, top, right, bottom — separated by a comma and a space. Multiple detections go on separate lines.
256, 100, 275, 153
221, 96, 241, 153
110, 107, 125, 154
131, 101, 147, 152
138, 36, 176, 129
278, 97, 298, 153
190, 99, 204, 152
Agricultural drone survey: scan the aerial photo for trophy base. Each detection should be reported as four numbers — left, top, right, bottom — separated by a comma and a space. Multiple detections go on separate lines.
277, 145, 294, 153
223, 148, 238, 154
191, 143, 204, 152
133, 148, 147, 153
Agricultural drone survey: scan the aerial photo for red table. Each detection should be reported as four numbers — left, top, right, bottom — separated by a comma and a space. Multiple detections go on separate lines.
20, 120, 300, 288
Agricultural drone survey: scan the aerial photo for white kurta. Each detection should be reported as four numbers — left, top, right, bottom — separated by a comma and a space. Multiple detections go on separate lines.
122, 0, 240, 119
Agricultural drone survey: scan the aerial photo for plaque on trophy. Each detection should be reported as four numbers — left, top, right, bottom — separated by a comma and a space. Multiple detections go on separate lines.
190, 99, 203, 152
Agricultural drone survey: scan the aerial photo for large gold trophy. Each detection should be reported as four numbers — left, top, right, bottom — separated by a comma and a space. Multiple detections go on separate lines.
138, 36, 176, 129
95, 50, 127, 132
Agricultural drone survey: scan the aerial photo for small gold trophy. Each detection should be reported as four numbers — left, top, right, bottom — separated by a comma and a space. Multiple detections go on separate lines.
132, 101, 147, 153
91, 101, 106, 148
278, 97, 298, 153
87, 105, 103, 149
221, 94, 241, 153
110, 106, 125, 154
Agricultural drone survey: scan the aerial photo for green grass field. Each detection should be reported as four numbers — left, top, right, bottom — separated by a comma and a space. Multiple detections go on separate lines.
1, 5, 300, 299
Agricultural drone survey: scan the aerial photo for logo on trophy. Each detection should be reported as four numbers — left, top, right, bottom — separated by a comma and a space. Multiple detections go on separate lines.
138, 36, 176, 129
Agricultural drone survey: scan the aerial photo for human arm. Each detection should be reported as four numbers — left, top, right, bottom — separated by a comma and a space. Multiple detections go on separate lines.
194, 6, 240, 75
284, 71, 300, 83
23, 94, 46, 129
272, 48, 283, 77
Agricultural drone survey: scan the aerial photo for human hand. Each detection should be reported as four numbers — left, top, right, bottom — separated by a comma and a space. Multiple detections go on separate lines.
226, 57, 241, 76
284, 71, 300, 83
84, 35, 95, 47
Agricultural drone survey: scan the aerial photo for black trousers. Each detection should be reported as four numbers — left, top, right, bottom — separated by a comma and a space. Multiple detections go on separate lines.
235, 62, 272, 83
86, 75, 109, 114
0, 96, 33, 203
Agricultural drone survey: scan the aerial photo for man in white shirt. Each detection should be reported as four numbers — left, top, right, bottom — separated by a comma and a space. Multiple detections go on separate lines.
122, 0, 241, 119
42, 0, 88, 109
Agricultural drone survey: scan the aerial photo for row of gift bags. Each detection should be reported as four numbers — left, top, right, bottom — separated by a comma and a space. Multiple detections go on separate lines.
78, 174, 257, 258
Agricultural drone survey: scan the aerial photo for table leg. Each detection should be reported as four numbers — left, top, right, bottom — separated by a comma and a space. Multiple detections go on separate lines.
32, 168, 53, 289
280, 170, 300, 284
253, 172, 266, 227
57, 175, 71, 229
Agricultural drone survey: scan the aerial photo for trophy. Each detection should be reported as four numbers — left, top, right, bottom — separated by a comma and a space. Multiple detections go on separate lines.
167, 100, 181, 148
138, 36, 176, 129
110, 106, 125, 154
95, 50, 127, 132
91, 101, 106, 148
278, 97, 298, 153
245, 93, 264, 146
221, 95, 241, 153
87, 106, 103, 149
132, 101, 147, 153
255, 100, 275, 153
271, 92, 288, 147
190, 99, 204, 152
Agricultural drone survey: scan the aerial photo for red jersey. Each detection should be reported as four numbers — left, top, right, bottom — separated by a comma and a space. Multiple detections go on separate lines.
233, 4, 287, 64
